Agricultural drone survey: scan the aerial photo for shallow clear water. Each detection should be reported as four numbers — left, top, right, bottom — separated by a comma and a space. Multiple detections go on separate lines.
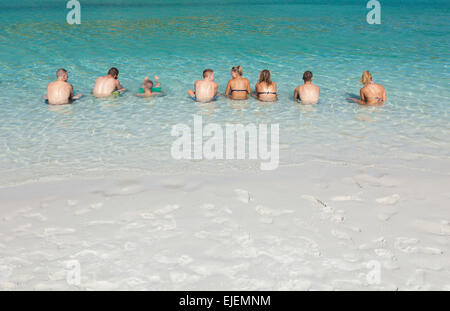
0, 0, 449, 185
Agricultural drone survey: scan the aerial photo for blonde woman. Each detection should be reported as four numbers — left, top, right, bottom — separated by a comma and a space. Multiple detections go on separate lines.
349, 71, 386, 105
254, 70, 277, 102
225, 66, 251, 100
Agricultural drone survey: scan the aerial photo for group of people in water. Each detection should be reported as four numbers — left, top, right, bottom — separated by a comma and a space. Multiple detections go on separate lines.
44, 66, 386, 106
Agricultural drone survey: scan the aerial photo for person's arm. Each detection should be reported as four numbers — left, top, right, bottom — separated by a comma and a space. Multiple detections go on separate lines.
253, 83, 259, 98
116, 79, 127, 93
349, 89, 366, 105
246, 79, 251, 95
252, 83, 258, 98
154, 75, 161, 87
382, 87, 387, 102
225, 80, 231, 97
274, 82, 278, 97
187, 81, 197, 98
214, 82, 219, 96
294, 87, 299, 100
359, 88, 366, 105
348, 88, 363, 104
69, 85, 83, 100
67, 84, 75, 100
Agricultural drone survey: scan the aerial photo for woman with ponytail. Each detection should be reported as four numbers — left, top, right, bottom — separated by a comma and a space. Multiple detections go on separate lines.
349, 70, 386, 105
225, 65, 251, 100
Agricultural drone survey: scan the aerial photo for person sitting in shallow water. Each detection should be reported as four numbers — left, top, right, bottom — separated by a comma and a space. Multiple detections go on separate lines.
136, 76, 162, 97
294, 71, 320, 104
93, 67, 127, 98
225, 66, 251, 100
254, 69, 277, 102
44, 68, 83, 105
187, 69, 219, 103
349, 70, 386, 106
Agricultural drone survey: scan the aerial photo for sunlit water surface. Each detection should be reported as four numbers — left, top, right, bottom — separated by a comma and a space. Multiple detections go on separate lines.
0, 1, 449, 185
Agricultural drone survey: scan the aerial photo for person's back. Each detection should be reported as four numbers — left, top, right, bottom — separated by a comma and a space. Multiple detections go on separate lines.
195, 79, 218, 102
226, 66, 250, 100
297, 83, 320, 104
294, 71, 320, 105
93, 67, 125, 98
47, 80, 72, 105
93, 76, 117, 97
188, 69, 219, 103
255, 70, 277, 102
361, 82, 386, 105
46, 68, 82, 105
349, 71, 386, 106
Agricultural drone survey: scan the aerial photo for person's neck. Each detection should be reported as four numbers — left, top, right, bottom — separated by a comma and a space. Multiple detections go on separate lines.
304, 81, 312, 85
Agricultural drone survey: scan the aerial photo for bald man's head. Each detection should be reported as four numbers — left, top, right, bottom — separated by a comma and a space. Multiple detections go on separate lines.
56, 69, 68, 81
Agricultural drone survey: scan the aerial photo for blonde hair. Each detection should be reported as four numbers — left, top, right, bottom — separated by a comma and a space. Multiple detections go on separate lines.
232, 65, 243, 76
361, 70, 373, 85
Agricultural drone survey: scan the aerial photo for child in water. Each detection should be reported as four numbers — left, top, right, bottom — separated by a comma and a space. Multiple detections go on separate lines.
136, 76, 162, 97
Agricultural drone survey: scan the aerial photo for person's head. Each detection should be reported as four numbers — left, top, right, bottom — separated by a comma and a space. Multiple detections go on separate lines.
203, 69, 214, 81
302, 71, 313, 83
108, 67, 119, 79
360, 70, 373, 85
143, 79, 153, 90
231, 65, 243, 78
258, 69, 272, 85
56, 68, 68, 81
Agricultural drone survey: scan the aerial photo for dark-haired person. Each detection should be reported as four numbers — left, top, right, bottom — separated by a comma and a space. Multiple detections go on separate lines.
93, 67, 127, 98
294, 71, 320, 104
254, 70, 277, 102
44, 68, 83, 105
349, 70, 386, 106
225, 66, 251, 100
187, 69, 219, 102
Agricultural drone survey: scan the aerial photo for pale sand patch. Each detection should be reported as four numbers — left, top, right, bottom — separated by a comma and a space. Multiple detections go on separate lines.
0, 164, 448, 290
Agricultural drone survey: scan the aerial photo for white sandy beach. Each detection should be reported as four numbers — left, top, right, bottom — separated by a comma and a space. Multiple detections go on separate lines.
1, 160, 449, 291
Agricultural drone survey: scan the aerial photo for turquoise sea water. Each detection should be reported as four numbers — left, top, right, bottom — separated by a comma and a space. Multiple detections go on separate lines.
0, 0, 449, 184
